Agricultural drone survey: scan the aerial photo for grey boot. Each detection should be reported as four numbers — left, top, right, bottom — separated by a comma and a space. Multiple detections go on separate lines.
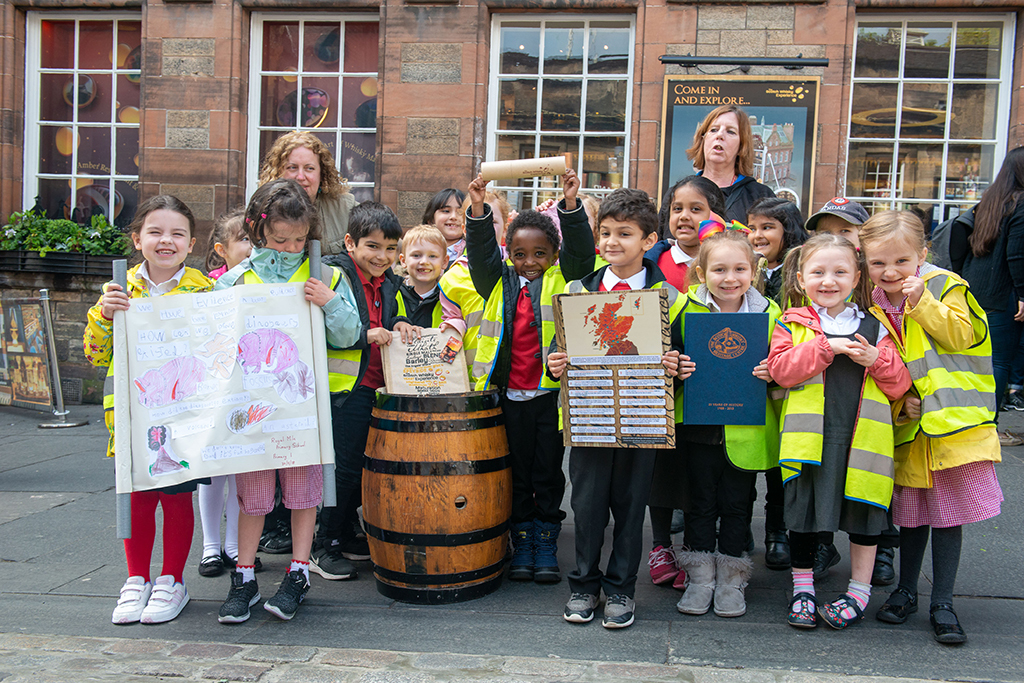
713, 553, 753, 618
675, 551, 716, 615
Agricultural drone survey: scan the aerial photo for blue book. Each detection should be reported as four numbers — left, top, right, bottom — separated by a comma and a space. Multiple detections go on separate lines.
683, 312, 768, 426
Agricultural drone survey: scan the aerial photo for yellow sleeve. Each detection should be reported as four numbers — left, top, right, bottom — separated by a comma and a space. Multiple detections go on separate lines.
83, 288, 114, 368
905, 285, 975, 352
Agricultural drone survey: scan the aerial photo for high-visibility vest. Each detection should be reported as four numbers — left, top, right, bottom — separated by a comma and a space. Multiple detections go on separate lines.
242, 261, 357, 394
440, 262, 501, 387
394, 290, 443, 328
873, 268, 995, 444
472, 267, 564, 392
675, 293, 781, 471
778, 322, 895, 509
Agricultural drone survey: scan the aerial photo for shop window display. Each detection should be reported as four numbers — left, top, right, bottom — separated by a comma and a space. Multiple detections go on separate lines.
488, 17, 633, 211
247, 15, 379, 203
845, 16, 1013, 231
25, 14, 141, 228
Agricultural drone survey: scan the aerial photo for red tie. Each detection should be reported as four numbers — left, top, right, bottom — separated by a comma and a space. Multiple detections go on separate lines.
611, 281, 631, 291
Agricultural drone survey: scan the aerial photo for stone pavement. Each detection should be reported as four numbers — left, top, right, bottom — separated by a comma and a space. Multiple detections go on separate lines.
1, 404, 1023, 683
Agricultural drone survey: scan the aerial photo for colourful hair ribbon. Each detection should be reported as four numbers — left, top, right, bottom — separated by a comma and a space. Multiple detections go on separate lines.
698, 217, 751, 242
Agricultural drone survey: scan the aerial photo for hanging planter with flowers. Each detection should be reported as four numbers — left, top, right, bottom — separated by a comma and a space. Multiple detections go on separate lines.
0, 210, 131, 276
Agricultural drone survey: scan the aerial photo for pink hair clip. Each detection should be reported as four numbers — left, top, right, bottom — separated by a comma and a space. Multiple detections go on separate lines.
261, 213, 267, 219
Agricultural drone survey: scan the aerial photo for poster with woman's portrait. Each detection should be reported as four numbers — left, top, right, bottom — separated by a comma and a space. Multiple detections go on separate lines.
659, 76, 820, 218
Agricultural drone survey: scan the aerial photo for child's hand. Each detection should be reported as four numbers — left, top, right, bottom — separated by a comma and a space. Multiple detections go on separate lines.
535, 198, 556, 213
828, 337, 857, 357
100, 283, 131, 319
847, 333, 880, 367
439, 321, 457, 334
305, 278, 335, 308
507, 210, 519, 226
367, 327, 392, 346
676, 353, 695, 381
547, 351, 568, 378
903, 394, 922, 420
752, 358, 772, 382
902, 275, 925, 307
468, 174, 488, 219
661, 350, 680, 378
394, 322, 422, 344
562, 169, 580, 210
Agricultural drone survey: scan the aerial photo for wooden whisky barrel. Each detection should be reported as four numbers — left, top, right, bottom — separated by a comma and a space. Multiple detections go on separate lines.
361, 390, 511, 604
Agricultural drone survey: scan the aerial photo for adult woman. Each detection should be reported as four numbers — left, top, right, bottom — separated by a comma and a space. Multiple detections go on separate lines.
952, 147, 1024, 446
258, 131, 357, 255
686, 104, 775, 224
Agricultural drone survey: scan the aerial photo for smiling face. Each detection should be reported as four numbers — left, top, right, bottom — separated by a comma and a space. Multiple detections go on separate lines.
668, 184, 711, 254
509, 227, 556, 282
597, 218, 658, 277
216, 233, 252, 271
264, 220, 309, 254
797, 246, 860, 317
281, 146, 322, 202
814, 215, 861, 249
132, 209, 195, 283
400, 238, 448, 288
702, 111, 742, 171
863, 236, 927, 306
433, 196, 464, 245
696, 241, 754, 312
748, 214, 785, 267
345, 229, 399, 280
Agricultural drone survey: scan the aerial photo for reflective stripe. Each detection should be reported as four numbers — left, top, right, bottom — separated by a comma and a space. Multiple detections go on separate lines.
906, 349, 992, 380
781, 412, 823, 433
926, 276, 947, 298
859, 397, 893, 424
924, 386, 997, 413
540, 304, 554, 323
848, 448, 894, 477
464, 309, 484, 330
477, 318, 502, 340
328, 356, 360, 376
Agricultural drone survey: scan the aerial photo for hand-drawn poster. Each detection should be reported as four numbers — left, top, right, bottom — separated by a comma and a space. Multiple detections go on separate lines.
553, 289, 675, 449
111, 283, 335, 493
381, 328, 470, 396
0, 299, 54, 410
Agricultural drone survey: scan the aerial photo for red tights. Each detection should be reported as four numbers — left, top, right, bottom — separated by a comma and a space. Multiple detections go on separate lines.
124, 489, 194, 583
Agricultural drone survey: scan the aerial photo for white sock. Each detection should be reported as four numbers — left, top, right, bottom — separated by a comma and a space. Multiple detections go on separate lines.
290, 560, 310, 583
197, 477, 228, 558
237, 565, 256, 583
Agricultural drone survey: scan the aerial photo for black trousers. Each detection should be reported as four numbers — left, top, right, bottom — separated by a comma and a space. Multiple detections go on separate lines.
567, 446, 656, 599
683, 440, 757, 557
501, 392, 566, 524
791, 530, 882, 569
318, 384, 375, 544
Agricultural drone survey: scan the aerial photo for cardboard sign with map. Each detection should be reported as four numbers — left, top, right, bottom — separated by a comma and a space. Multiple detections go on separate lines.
553, 289, 675, 449
381, 328, 470, 396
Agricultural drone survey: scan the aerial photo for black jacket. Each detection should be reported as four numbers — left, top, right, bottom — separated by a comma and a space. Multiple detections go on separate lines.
397, 281, 441, 328
720, 175, 776, 224
953, 199, 1024, 312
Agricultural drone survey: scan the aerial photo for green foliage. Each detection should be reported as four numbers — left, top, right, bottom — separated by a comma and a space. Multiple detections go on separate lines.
0, 210, 131, 256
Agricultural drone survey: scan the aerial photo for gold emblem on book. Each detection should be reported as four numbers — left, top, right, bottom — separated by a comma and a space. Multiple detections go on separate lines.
709, 328, 747, 360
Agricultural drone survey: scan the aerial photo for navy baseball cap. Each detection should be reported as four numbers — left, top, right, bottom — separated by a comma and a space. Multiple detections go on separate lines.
805, 197, 870, 233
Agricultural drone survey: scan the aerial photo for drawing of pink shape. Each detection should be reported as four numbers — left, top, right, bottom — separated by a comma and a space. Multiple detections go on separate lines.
274, 361, 315, 404
237, 329, 299, 375
146, 425, 188, 477
134, 356, 205, 408
196, 333, 237, 380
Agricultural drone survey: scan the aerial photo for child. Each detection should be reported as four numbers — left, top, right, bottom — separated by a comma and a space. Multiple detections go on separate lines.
673, 228, 781, 618
396, 224, 448, 328
747, 197, 808, 304
423, 188, 466, 263
860, 212, 1003, 644
805, 197, 869, 248
650, 175, 726, 293
767, 233, 912, 630
197, 207, 252, 579
312, 202, 420, 581
547, 188, 684, 629
216, 178, 361, 623
84, 195, 213, 624
463, 169, 594, 584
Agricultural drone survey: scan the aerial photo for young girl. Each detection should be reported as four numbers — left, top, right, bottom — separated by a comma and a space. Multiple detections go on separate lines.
768, 233, 911, 630
860, 212, 1003, 644
84, 195, 213, 624
215, 178, 360, 624
747, 197, 808, 305
422, 188, 467, 263
650, 176, 727, 293
197, 207, 252, 578
674, 228, 781, 619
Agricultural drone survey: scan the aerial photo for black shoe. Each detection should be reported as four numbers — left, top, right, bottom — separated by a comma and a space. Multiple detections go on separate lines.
339, 535, 371, 561
1004, 392, 1024, 411
871, 547, 895, 586
258, 520, 292, 554
264, 569, 310, 621
218, 571, 260, 624
764, 531, 791, 570
813, 543, 840, 580
310, 542, 357, 580
930, 604, 967, 644
876, 586, 918, 624
199, 554, 225, 578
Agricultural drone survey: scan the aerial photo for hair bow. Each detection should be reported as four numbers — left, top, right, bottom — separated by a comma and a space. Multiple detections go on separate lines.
698, 216, 751, 242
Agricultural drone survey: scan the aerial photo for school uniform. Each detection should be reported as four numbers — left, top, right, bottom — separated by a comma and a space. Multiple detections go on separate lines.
396, 282, 442, 328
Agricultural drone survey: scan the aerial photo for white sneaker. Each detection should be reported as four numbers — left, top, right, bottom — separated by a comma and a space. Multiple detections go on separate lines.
112, 576, 152, 624
140, 575, 189, 624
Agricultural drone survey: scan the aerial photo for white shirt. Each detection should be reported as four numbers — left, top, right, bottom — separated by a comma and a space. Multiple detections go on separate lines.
137, 262, 185, 297
600, 267, 647, 293
669, 242, 696, 266
812, 302, 889, 342
765, 263, 783, 279
706, 293, 750, 313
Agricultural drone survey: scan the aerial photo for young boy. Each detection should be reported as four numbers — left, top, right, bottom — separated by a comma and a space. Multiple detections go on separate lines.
462, 169, 594, 585
547, 188, 688, 629
805, 197, 869, 249
396, 224, 448, 327
313, 202, 420, 581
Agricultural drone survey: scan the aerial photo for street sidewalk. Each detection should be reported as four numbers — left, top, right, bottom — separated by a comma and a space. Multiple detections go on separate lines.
1, 403, 1022, 682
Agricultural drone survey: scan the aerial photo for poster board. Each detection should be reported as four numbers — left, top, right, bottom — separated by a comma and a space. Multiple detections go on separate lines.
553, 289, 675, 449
0, 298, 54, 410
658, 76, 820, 218
381, 328, 470, 395
111, 283, 335, 493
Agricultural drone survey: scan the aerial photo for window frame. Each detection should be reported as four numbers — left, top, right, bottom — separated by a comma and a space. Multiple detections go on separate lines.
246, 12, 380, 202
486, 14, 636, 210
844, 13, 1016, 221
23, 10, 142, 225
